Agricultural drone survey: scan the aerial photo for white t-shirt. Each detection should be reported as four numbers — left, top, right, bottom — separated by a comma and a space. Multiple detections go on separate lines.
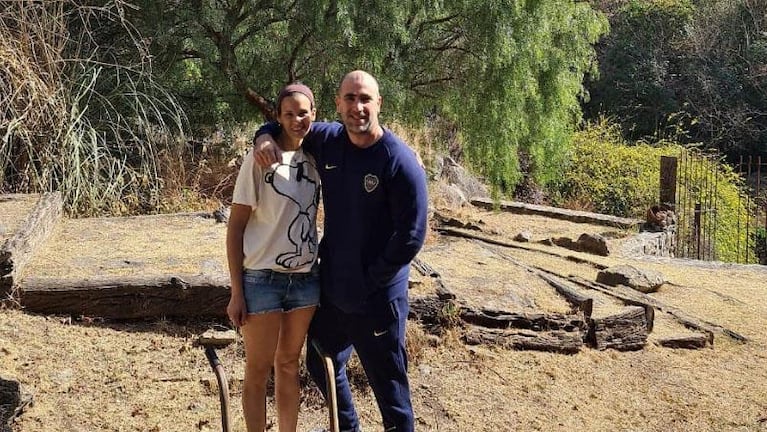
232, 148, 320, 272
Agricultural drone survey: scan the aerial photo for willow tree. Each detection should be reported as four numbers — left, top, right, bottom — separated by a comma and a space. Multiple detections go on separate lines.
134, 0, 607, 193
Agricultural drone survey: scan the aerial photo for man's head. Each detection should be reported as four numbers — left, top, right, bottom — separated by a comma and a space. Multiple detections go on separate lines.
336, 70, 383, 146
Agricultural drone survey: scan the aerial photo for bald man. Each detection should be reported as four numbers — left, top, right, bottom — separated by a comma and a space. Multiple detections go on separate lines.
253, 71, 427, 432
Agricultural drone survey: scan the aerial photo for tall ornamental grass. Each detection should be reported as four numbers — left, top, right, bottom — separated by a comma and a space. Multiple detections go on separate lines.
0, 0, 186, 216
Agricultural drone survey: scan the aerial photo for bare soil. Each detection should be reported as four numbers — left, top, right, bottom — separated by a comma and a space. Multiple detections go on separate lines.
3, 205, 767, 431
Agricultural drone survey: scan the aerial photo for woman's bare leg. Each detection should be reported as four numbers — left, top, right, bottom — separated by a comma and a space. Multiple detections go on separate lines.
273, 306, 317, 432
241, 311, 282, 432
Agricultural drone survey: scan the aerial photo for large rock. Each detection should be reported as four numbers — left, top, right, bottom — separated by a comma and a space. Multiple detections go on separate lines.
577, 233, 610, 256
513, 231, 533, 242
440, 156, 489, 201
544, 233, 610, 256
596, 265, 665, 293
433, 182, 468, 208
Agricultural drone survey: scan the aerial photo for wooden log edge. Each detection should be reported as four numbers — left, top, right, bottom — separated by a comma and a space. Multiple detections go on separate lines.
196, 329, 237, 348
566, 275, 745, 344
655, 334, 710, 349
1, 192, 63, 301
19, 273, 230, 319
1, 192, 63, 274
410, 295, 586, 353
436, 226, 608, 270
469, 197, 642, 229
464, 326, 583, 354
588, 306, 649, 351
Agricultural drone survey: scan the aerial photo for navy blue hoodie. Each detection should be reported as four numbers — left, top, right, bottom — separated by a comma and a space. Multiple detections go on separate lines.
257, 121, 428, 313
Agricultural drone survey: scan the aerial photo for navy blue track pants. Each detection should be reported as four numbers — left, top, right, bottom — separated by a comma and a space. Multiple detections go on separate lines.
306, 295, 414, 432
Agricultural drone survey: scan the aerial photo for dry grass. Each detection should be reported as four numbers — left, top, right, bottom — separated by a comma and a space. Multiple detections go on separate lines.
23, 214, 228, 280
3, 208, 767, 431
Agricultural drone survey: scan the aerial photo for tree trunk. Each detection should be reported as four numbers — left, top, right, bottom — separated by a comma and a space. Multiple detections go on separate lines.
567, 275, 745, 344
409, 294, 586, 353
655, 334, 709, 349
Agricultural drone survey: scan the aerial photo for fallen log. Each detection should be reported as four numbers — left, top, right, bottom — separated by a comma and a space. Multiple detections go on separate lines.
464, 326, 583, 354
539, 271, 652, 350
588, 306, 649, 351
1, 192, 63, 299
519, 266, 654, 332
469, 197, 642, 229
467, 241, 654, 350
567, 275, 746, 344
20, 273, 229, 319
460, 306, 585, 331
409, 295, 586, 352
409, 295, 455, 328
655, 334, 710, 349
410, 294, 585, 332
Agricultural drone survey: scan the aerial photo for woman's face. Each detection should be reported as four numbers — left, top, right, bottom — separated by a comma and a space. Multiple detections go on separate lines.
278, 93, 315, 142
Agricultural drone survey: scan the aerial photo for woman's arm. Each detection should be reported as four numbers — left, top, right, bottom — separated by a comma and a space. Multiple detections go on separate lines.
225, 203, 251, 327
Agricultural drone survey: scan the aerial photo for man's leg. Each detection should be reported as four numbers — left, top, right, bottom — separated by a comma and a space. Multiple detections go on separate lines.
352, 296, 414, 432
306, 303, 361, 432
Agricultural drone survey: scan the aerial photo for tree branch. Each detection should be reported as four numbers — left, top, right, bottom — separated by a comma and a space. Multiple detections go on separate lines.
415, 13, 461, 39
287, 31, 312, 82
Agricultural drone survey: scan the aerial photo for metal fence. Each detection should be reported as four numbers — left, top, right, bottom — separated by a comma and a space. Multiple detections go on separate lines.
664, 153, 766, 263
735, 155, 767, 264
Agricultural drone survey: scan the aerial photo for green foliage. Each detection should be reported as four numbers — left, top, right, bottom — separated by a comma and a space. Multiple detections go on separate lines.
552, 119, 674, 217
681, 0, 767, 155
586, 0, 767, 156
673, 152, 755, 263
584, 0, 694, 139
131, 0, 608, 193
454, 1, 609, 193
755, 228, 767, 264
555, 119, 757, 263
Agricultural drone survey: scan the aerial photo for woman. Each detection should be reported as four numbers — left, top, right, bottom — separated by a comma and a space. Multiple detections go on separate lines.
226, 83, 320, 432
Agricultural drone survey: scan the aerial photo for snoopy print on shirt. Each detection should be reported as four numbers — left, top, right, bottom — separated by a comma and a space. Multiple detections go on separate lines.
264, 158, 319, 269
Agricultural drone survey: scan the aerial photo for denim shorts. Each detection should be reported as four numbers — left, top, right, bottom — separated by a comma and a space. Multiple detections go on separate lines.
242, 268, 320, 314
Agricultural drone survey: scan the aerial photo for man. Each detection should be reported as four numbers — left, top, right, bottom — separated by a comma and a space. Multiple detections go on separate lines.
253, 70, 428, 432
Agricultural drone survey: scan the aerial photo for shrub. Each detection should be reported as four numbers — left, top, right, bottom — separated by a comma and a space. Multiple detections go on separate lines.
551, 119, 674, 217
554, 119, 756, 262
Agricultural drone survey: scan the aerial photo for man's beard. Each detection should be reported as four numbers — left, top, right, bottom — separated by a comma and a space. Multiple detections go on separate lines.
345, 117, 371, 133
